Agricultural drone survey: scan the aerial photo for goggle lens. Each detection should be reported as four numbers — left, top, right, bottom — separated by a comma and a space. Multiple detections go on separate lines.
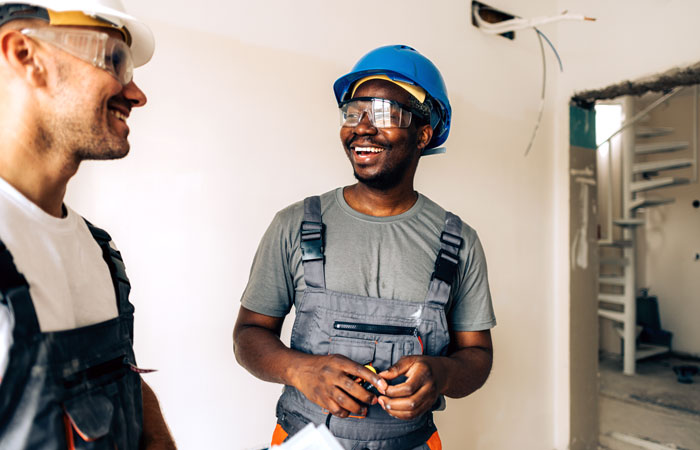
340, 98, 414, 128
105, 40, 133, 85
22, 27, 134, 85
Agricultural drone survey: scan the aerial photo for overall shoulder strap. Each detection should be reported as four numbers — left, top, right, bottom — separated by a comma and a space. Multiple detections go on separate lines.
300, 196, 326, 289
83, 220, 133, 316
425, 211, 464, 308
0, 240, 40, 338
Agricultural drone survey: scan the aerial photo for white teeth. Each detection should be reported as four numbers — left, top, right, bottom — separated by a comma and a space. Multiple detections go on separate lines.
110, 110, 127, 122
355, 147, 383, 153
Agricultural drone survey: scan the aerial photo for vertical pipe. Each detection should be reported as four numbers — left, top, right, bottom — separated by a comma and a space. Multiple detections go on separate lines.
621, 96, 636, 375
693, 85, 698, 183
607, 140, 613, 241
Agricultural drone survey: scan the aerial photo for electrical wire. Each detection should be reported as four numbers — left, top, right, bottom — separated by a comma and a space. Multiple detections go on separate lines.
473, 5, 592, 156
472, 6, 595, 34
523, 27, 564, 157
524, 29, 547, 157
536, 28, 562, 72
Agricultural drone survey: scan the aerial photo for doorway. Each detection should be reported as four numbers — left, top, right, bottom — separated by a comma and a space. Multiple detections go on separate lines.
569, 67, 700, 449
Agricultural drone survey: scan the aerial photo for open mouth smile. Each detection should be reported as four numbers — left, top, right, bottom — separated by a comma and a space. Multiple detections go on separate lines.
353, 146, 385, 156
109, 109, 128, 122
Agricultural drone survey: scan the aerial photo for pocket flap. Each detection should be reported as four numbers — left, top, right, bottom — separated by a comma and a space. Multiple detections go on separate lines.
329, 336, 375, 365
64, 392, 114, 441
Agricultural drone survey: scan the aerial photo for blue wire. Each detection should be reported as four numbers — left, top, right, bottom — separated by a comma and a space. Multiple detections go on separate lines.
535, 27, 563, 72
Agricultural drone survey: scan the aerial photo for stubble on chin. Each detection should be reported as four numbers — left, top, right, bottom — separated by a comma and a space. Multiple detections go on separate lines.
64, 117, 130, 161
350, 150, 415, 191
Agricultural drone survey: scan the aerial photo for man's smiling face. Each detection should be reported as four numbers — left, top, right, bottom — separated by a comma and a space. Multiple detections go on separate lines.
340, 79, 429, 190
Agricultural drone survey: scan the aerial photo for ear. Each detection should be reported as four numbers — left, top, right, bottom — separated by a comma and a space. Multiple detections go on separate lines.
0, 30, 47, 86
416, 124, 434, 151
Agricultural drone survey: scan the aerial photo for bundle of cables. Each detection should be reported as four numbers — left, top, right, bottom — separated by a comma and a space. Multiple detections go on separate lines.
472, 6, 596, 156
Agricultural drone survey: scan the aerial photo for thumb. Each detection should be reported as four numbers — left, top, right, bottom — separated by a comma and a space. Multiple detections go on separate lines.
379, 357, 414, 380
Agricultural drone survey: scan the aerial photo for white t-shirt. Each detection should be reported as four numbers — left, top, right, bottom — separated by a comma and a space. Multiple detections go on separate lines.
0, 176, 118, 379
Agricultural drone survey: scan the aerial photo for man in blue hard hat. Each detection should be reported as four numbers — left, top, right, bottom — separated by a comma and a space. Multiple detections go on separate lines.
0, 1, 174, 448
234, 45, 496, 449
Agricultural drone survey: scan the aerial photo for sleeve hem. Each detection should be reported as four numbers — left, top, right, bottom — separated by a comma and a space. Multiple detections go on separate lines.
448, 319, 497, 332
240, 301, 289, 318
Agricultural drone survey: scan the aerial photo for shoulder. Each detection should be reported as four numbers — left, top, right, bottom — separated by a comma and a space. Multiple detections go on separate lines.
418, 194, 480, 248
271, 189, 339, 227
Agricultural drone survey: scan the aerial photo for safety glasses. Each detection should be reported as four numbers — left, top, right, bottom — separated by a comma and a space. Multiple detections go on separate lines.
339, 97, 426, 129
22, 27, 134, 86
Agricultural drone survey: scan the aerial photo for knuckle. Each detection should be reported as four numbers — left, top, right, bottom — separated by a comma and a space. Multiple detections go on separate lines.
342, 378, 356, 391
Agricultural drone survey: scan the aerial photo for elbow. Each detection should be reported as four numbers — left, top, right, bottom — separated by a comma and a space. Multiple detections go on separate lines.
232, 323, 245, 364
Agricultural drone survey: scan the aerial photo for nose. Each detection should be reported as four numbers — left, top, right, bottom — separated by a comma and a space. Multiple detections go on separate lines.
122, 80, 147, 107
352, 111, 377, 135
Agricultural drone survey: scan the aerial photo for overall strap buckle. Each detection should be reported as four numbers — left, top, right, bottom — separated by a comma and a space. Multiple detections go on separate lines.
431, 231, 463, 283
300, 221, 324, 262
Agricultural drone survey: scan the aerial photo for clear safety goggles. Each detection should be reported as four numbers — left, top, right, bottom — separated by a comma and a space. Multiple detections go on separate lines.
22, 27, 134, 86
339, 97, 426, 129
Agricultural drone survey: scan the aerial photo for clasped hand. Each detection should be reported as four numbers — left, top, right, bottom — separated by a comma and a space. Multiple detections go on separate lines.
294, 354, 443, 421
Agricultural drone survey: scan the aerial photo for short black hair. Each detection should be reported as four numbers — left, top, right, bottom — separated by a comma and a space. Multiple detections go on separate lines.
407, 94, 433, 128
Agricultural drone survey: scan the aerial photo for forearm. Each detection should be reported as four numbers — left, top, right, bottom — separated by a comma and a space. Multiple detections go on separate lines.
141, 380, 176, 449
233, 322, 313, 388
234, 310, 388, 417
434, 346, 493, 398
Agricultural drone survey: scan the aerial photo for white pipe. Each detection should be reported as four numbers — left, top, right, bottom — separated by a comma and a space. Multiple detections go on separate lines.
472, 5, 595, 34
621, 96, 636, 376
597, 88, 683, 150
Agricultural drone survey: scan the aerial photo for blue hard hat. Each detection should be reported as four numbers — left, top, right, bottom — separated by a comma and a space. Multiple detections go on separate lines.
333, 45, 452, 150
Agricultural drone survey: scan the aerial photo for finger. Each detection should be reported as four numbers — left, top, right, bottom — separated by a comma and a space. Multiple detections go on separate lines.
324, 397, 351, 418
379, 391, 429, 412
378, 395, 423, 420
378, 386, 435, 419
337, 372, 379, 406
379, 357, 414, 381
383, 376, 422, 398
345, 363, 388, 395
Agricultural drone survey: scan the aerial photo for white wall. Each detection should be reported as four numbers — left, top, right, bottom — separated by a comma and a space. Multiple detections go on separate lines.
641, 92, 700, 357
63, 0, 700, 449
68, 1, 561, 448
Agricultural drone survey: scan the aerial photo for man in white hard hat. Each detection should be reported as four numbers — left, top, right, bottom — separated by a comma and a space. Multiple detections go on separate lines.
0, 1, 174, 448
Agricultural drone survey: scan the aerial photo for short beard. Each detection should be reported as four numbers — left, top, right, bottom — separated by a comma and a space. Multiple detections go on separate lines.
51, 63, 130, 162
352, 152, 414, 190
61, 113, 130, 161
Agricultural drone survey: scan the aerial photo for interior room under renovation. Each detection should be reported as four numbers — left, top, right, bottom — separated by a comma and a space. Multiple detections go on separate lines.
1, 0, 698, 449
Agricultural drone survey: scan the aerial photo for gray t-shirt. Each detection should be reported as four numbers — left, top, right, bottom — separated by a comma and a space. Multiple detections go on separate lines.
241, 188, 496, 332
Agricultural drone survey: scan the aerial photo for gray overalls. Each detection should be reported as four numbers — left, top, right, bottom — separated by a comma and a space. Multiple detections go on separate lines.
276, 196, 464, 450
0, 222, 144, 449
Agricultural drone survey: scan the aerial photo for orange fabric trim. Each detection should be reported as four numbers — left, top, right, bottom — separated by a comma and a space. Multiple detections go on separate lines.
63, 413, 76, 450
426, 431, 442, 450
64, 409, 98, 442
270, 424, 288, 446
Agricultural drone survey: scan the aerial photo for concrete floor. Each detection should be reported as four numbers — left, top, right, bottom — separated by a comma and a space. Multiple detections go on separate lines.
598, 355, 700, 450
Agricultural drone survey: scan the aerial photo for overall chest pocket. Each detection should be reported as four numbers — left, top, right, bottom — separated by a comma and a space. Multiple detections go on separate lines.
61, 355, 142, 449
327, 321, 423, 372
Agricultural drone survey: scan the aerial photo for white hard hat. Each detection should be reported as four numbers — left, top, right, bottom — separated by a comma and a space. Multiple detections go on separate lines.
0, 0, 154, 67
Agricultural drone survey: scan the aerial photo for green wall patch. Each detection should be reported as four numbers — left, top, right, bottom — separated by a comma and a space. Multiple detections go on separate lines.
570, 105, 597, 150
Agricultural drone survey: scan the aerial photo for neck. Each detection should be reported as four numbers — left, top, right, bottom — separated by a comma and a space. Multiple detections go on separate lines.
343, 182, 418, 217
0, 119, 78, 218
